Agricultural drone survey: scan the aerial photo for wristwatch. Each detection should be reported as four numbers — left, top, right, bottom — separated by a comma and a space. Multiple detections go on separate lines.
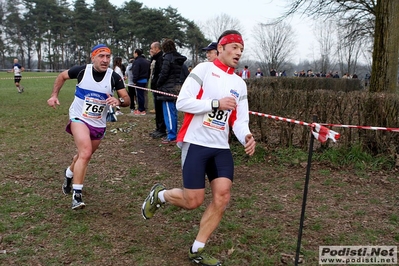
119, 97, 125, 106
211, 99, 219, 111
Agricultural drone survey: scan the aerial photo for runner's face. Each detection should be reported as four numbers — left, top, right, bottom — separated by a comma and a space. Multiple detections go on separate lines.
218, 43, 243, 68
92, 52, 111, 72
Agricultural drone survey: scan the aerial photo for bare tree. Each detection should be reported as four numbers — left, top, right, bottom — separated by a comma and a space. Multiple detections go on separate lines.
279, 0, 399, 92
360, 40, 373, 77
201, 13, 244, 41
336, 20, 364, 77
252, 22, 296, 75
313, 19, 337, 74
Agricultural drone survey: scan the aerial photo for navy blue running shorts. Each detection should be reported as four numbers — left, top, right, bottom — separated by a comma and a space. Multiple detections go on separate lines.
181, 143, 234, 189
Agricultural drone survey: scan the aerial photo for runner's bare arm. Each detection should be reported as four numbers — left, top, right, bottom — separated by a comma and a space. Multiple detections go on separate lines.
50, 70, 70, 97
47, 70, 70, 109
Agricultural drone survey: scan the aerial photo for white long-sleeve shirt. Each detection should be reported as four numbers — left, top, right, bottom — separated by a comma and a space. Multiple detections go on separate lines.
176, 59, 251, 149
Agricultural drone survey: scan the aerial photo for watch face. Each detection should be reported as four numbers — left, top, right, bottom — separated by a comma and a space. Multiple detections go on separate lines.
212, 100, 219, 108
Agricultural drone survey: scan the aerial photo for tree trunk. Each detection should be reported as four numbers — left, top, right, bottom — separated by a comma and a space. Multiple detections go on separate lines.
370, 0, 399, 93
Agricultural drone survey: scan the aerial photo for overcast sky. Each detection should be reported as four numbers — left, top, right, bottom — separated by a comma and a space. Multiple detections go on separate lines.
86, 0, 317, 63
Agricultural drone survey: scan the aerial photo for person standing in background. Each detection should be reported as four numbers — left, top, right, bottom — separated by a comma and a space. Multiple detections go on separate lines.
155, 38, 188, 144
202, 42, 218, 62
112, 56, 125, 115
126, 57, 137, 112
148, 42, 167, 139
240, 65, 250, 79
8, 58, 25, 93
255, 68, 263, 78
132, 48, 150, 115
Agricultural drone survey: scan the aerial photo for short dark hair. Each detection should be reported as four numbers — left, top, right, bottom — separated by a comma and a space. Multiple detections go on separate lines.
134, 48, 143, 56
217, 30, 241, 43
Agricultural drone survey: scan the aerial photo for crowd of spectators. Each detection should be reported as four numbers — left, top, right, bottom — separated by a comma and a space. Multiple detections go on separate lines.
292, 69, 358, 79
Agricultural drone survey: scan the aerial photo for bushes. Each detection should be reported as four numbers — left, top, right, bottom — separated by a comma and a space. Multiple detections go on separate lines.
246, 77, 399, 156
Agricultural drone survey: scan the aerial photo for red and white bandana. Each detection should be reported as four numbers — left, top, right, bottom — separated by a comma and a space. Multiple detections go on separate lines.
219, 34, 244, 47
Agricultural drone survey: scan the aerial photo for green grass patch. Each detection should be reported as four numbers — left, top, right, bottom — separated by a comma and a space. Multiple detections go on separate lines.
0, 72, 397, 265
315, 143, 394, 170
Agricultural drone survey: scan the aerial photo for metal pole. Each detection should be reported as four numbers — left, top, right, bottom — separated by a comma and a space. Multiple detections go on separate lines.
294, 115, 317, 265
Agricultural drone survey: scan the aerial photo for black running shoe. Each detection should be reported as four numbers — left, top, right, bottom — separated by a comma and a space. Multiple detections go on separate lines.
62, 169, 73, 195
71, 191, 85, 210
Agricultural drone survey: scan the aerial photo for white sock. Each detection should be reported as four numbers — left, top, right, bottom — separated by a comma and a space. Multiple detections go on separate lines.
66, 167, 73, 178
72, 184, 83, 192
158, 190, 166, 203
191, 240, 205, 253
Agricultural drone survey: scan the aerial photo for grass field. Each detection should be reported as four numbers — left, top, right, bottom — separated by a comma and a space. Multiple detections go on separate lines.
0, 72, 398, 265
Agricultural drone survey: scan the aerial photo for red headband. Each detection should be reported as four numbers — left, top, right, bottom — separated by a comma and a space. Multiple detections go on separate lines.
91, 47, 111, 57
218, 34, 244, 47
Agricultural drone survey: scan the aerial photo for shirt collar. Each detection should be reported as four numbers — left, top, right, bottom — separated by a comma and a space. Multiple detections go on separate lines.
213, 58, 235, 74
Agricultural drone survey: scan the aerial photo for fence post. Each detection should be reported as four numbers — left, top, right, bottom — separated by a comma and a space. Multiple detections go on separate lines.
294, 114, 317, 265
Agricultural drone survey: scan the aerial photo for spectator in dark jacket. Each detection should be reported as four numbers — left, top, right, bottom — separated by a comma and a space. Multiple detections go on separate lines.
132, 48, 150, 115
333, 71, 340, 78
157, 38, 188, 144
149, 42, 167, 139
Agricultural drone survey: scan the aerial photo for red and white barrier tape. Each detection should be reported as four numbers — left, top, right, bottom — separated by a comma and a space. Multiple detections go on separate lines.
248, 111, 312, 127
312, 123, 340, 143
248, 111, 340, 143
7, 78, 397, 138
0, 76, 57, 80
131, 84, 399, 142
319, 123, 399, 132
131, 84, 341, 143
128, 83, 178, 98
